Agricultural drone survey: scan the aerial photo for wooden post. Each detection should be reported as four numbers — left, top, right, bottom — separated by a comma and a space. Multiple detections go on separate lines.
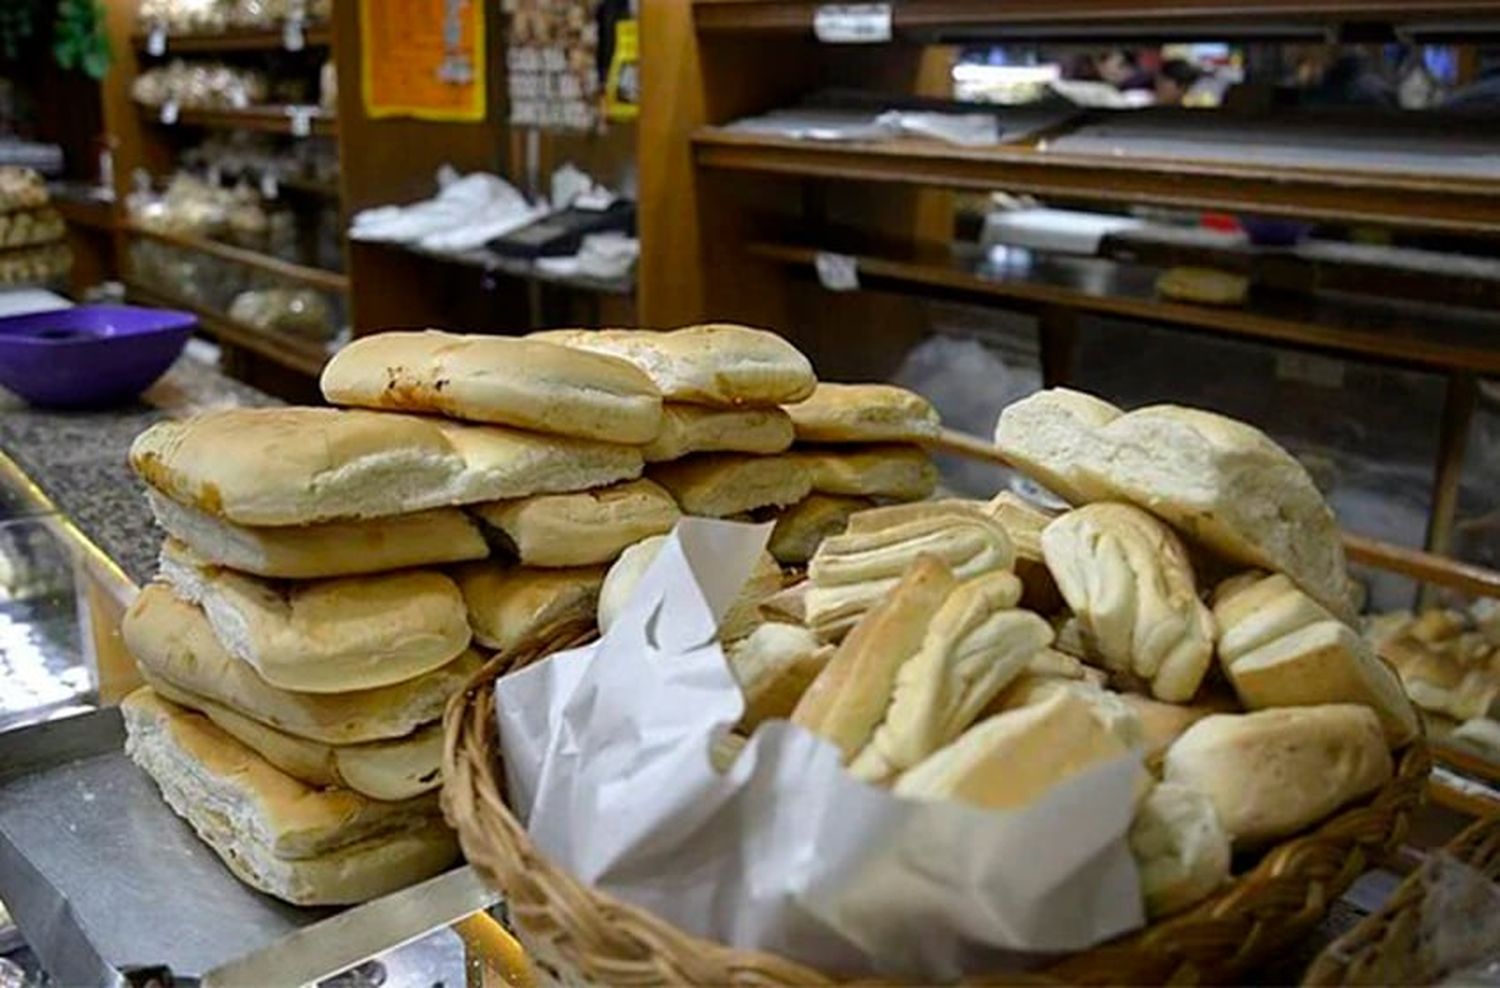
1420, 372, 1478, 606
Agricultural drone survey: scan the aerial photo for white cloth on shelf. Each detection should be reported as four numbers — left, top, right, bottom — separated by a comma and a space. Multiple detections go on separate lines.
349, 170, 540, 248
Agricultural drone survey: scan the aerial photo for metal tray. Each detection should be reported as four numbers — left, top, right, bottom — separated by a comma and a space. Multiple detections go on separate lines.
0, 707, 498, 986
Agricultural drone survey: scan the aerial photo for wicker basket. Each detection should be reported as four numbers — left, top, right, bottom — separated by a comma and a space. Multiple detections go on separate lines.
1302, 814, 1500, 986
443, 630, 1432, 986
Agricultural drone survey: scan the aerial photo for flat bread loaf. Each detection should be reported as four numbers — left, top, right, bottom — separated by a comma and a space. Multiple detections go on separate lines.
789, 445, 938, 500
320, 330, 663, 443
131, 407, 467, 526
472, 479, 680, 567
159, 539, 471, 694
642, 404, 795, 462
1163, 705, 1392, 844
456, 563, 604, 654
124, 585, 481, 744
649, 453, 811, 518
767, 494, 870, 565
784, 383, 940, 443
146, 676, 443, 801
123, 689, 457, 906
532, 324, 815, 406
147, 491, 489, 579
435, 420, 644, 503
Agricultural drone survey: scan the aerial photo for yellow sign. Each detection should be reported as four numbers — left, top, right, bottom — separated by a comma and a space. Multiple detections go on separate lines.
360, 0, 486, 122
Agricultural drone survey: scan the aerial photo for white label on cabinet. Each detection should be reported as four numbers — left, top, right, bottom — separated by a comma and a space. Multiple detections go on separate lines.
159, 100, 179, 125
147, 25, 167, 56
814, 4, 893, 44
815, 251, 860, 291
260, 171, 280, 200
287, 106, 313, 137
283, 16, 306, 52
1275, 352, 1345, 388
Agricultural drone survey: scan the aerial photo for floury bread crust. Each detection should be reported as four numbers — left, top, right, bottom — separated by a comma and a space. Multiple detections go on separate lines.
319, 330, 663, 442
455, 563, 605, 653
649, 453, 812, 518
146, 491, 489, 580
641, 404, 795, 462
144, 675, 444, 802
130, 407, 468, 526
992, 389, 1123, 505
124, 585, 481, 745
788, 445, 938, 500
531, 324, 816, 407
472, 479, 681, 567
783, 383, 940, 444
159, 539, 471, 694
1083, 406, 1356, 622
122, 689, 458, 906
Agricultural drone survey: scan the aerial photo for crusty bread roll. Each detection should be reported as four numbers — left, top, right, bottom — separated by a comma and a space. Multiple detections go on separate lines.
320, 330, 663, 443
1163, 705, 1392, 844
147, 492, 489, 580
642, 404, 795, 462
597, 535, 782, 641
455, 563, 604, 654
894, 689, 1132, 810
767, 493, 871, 565
789, 445, 938, 500
124, 585, 480, 744
649, 453, 811, 518
131, 407, 467, 526
1212, 571, 1335, 663
146, 675, 442, 801
984, 491, 1063, 613
992, 389, 1122, 505
123, 689, 458, 906
1085, 406, 1355, 622
851, 571, 1048, 782
435, 420, 644, 503
805, 502, 1014, 641
1226, 620, 1417, 746
472, 479, 680, 567
792, 557, 958, 762
985, 677, 1143, 752
1380, 636, 1499, 723
1129, 782, 1230, 918
724, 623, 833, 730
1156, 267, 1248, 306
160, 540, 471, 694
783, 383, 940, 444
1451, 716, 1500, 761
1043, 503, 1214, 702
531, 324, 815, 407
1118, 692, 1223, 771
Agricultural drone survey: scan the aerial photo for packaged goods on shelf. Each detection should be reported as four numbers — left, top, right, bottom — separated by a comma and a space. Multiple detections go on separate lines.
131, 61, 270, 110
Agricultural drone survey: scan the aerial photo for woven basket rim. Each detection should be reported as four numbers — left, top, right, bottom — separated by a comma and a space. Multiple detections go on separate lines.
442, 628, 1431, 986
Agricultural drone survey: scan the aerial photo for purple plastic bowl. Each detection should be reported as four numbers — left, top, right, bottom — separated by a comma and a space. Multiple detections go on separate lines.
0, 304, 196, 408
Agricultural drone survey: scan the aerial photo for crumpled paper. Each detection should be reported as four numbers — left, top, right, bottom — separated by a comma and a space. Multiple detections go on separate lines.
495, 518, 1146, 980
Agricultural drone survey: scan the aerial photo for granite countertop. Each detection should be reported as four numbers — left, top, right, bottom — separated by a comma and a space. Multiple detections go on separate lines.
0, 353, 277, 587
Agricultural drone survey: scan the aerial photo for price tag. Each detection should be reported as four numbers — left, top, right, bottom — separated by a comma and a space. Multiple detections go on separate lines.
815, 251, 860, 292
260, 171, 280, 200
159, 100, 180, 125
147, 24, 167, 56
282, 15, 306, 52
813, 3, 892, 44
286, 106, 313, 137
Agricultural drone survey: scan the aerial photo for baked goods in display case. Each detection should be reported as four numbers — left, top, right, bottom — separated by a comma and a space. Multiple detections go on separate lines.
1367, 603, 1500, 761
0, 167, 70, 286
119, 327, 1422, 963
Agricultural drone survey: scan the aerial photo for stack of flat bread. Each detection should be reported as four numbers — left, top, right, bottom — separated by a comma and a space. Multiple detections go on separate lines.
122, 325, 949, 904
718, 386, 1418, 923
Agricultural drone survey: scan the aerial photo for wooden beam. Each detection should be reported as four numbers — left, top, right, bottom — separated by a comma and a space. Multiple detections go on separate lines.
125, 223, 350, 294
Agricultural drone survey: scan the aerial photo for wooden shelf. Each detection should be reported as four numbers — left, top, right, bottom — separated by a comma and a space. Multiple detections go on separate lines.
693, 0, 1500, 38
132, 23, 333, 53
695, 129, 1500, 236
124, 278, 331, 377
143, 104, 337, 137
126, 222, 349, 294
749, 239, 1500, 374
277, 174, 341, 199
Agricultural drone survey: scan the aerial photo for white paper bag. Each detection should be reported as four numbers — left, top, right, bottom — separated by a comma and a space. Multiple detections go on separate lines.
496, 519, 1146, 979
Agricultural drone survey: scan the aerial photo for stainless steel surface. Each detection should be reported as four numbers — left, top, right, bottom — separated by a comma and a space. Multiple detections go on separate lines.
0, 518, 93, 734
0, 708, 494, 985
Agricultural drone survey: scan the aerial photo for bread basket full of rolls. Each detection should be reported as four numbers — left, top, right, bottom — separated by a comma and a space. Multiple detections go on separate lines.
429, 339, 1427, 983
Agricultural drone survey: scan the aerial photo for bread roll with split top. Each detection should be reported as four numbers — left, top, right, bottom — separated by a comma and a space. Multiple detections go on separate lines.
783, 383, 940, 444
471, 479, 680, 568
